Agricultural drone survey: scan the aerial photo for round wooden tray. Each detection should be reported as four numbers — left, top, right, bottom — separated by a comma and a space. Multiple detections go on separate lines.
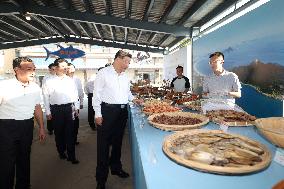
163, 129, 272, 175
148, 112, 209, 131
211, 117, 255, 127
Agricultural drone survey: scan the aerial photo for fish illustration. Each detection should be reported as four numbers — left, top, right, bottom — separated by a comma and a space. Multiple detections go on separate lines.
43, 45, 85, 61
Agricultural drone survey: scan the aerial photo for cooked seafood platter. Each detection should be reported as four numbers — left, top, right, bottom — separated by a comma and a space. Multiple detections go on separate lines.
206, 110, 257, 126
148, 112, 209, 131
163, 129, 271, 174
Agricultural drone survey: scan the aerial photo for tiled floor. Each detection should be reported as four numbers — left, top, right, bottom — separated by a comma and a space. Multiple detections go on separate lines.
30, 102, 133, 189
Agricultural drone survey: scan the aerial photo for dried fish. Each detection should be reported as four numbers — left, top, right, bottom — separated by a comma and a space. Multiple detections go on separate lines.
187, 151, 215, 165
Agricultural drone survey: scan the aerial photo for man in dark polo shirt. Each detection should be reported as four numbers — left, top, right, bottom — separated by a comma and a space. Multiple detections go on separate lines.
170, 65, 190, 93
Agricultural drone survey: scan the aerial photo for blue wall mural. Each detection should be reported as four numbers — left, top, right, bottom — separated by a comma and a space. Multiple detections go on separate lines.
193, 0, 283, 117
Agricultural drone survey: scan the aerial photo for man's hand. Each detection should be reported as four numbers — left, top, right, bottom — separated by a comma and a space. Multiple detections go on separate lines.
75, 109, 79, 117
46, 114, 52, 120
38, 127, 46, 142
95, 117, 103, 126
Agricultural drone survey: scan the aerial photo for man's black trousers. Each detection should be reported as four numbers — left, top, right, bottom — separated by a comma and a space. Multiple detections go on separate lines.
96, 103, 128, 183
0, 118, 34, 189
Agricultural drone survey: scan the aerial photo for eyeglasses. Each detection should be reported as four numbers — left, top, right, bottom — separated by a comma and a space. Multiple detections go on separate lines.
209, 59, 223, 64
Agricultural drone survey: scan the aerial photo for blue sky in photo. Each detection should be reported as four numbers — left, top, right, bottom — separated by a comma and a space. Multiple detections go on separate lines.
193, 0, 284, 75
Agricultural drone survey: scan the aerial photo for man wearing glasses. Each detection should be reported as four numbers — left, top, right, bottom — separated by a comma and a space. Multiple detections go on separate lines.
202, 52, 241, 111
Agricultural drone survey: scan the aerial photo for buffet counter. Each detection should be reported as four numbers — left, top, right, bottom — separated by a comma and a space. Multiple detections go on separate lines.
128, 106, 284, 189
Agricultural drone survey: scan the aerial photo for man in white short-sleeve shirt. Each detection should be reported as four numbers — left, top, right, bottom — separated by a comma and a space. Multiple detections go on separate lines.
0, 57, 45, 189
202, 52, 241, 111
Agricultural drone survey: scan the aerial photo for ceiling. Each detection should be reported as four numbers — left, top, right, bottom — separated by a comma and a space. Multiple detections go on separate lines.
0, 0, 240, 53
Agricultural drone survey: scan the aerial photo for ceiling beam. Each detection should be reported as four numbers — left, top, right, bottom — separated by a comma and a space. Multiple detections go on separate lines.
135, 31, 142, 44
62, 20, 82, 36
65, 37, 163, 53
92, 24, 104, 40
62, 0, 72, 10
0, 17, 35, 37
197, 0, 261, 36
32, 16, 65, 38
0, 37, 164, 53
83, 0, 95, 14
26, 4, 190, 36
143, 0, 155, 21
124, 28, 128, 44
159, 0, 178, 23
47, 17, 70, 35
147, 32, 157, 44
177, 0, 207, 25
192, 0, 239, 28
0, 25, 27, 39
168, 36, 185, 49
0, 2, 21, 15
125, 0, 132, 18
11, 15, 48, 36
0, 29, 18, 39
0, 37, 66, 50
76, 22, 93, 38
157, 34, 170, 46
109, 26, 115, 41
103, 0, 113, 16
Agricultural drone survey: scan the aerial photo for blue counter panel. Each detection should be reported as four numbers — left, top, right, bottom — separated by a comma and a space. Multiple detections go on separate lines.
129, 107, 284, 189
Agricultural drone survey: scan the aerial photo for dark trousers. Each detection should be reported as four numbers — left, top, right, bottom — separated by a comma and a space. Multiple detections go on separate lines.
47, 119, 53, 133
74, 113, 79, 143
96, 103, 128, 183
0, 118, 34, 189
87, 93, 96, 129
50, 104, 76, 160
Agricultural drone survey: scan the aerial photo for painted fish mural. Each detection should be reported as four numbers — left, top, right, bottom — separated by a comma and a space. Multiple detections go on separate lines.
43, 45, 85, 61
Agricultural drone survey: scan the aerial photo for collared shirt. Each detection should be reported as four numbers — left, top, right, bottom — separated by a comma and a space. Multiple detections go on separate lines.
203, 70, 241, 104
85, 79, 95, 95
93, 65, 134, 117
170, 76, 190, 92
42, 74, 79, 115
0, 78, 41, 120
72, 76, 84, 106
42, 73, 55, 86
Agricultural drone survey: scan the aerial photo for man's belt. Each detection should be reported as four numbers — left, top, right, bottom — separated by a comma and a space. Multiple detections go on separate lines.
101, 102, 127, 109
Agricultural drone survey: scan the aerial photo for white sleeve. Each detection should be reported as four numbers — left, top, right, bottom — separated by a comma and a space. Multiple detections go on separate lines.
93, 71, 104, 118
76, 78, 84, 105
42, 79, 51, 115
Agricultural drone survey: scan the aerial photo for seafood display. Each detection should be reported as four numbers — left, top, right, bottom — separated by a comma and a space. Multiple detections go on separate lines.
148, 112, 209, 131
183, 100, 203, 111
206, 110, 257, 126
142, 99, 172, 107
142, 104, 181, 115
163, 129, 271, 174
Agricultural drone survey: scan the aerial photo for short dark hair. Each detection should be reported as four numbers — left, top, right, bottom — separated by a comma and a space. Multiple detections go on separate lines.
209, 52, 224, 59
114, 50, 132, 60
48, 63, 55, 69
105, 63, 111, 67
13, 57, 32, 69
176, 65, 183, 70
68, 63, 75, 68
53, 58, 68, 66
98, 67, 105, 71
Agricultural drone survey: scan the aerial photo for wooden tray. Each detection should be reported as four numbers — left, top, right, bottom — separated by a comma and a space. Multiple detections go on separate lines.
163, 129, 272, 175
211, 117, 255, 127
206, 110, 256, 127
148, 112, 209, 131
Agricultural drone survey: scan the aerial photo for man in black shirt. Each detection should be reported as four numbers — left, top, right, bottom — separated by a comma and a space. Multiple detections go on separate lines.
170, 65, 190, 93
